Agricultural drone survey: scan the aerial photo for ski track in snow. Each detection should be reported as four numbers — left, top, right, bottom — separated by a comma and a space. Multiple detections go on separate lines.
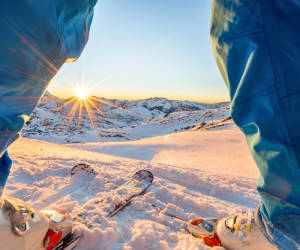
6, 127, 260, 250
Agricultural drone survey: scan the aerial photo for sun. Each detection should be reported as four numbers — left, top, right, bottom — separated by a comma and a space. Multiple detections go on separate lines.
76, 88, 89, 100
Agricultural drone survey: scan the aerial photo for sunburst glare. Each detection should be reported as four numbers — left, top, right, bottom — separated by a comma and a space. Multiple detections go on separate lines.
51, 78, 146, 142
76, 88, 89, 100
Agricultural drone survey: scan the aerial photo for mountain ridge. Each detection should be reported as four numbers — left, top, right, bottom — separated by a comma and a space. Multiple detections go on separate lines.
22, 92, 231, 143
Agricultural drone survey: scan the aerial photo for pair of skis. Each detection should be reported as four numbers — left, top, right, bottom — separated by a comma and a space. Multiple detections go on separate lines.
46, 164, 220, 249
48, 165, 154, 250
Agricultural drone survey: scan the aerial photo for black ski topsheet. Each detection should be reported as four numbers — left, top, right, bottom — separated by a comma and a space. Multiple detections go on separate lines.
108, 169, 154, 217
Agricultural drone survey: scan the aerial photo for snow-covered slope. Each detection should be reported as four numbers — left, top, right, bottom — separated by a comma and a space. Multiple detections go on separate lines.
68, 125, 258, 178
7, 124, 259, 250
22, 92, 231, 143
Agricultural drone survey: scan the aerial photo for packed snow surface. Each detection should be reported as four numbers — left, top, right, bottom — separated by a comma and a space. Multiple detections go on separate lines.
7, 124, 259, 249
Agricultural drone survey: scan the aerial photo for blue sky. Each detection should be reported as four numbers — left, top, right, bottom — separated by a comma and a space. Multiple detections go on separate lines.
48, 0, 229, 103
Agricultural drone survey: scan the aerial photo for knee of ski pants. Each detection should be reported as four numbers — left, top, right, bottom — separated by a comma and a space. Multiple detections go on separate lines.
0, 0, 97, 155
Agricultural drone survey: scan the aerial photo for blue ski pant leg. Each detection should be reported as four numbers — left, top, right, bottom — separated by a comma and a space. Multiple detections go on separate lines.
0, 0, 97, 188
211, 0, 300, 246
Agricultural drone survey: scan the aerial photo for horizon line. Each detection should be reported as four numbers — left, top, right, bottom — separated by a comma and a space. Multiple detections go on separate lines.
46, 90, 230, 105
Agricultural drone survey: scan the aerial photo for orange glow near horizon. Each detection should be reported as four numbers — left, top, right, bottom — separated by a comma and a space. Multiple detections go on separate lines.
48, 75, 229, 104
49, 89, 229, 104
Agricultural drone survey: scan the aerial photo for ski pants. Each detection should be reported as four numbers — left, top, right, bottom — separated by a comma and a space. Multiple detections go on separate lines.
0, 0, 97, 187
211, 0, 300, 248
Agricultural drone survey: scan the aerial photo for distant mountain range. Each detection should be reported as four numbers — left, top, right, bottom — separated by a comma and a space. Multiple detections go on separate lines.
22, 91, 231, 143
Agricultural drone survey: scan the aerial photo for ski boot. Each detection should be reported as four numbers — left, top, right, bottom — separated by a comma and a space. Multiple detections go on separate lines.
0, 197, 49, 250
42, 210, 80, 250
0, 197, 79, 250
216, 210, 277, 250
187, 211, 277, 249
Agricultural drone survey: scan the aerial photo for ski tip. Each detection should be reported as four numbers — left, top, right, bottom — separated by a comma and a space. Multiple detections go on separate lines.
187, 217, 221, 247
134, 170, 154, 183
71, 163, 95, 177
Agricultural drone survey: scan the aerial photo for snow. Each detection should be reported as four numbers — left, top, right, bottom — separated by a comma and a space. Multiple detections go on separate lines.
67, 125, 258, 178
6, 122, 260, 249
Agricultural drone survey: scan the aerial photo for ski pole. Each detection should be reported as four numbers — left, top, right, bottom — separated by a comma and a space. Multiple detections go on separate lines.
150, 203, 189, 222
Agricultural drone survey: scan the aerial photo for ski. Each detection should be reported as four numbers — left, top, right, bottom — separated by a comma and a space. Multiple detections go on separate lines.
107, 169, 154, 217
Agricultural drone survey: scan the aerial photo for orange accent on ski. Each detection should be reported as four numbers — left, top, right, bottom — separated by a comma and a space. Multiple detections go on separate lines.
58, 210, 71, 218
203, 233, 221, 247
190, 218, 204, 225
43, 229, 63, 250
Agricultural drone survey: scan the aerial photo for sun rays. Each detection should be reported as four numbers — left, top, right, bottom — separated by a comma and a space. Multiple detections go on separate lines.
50, 82, 146, 141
